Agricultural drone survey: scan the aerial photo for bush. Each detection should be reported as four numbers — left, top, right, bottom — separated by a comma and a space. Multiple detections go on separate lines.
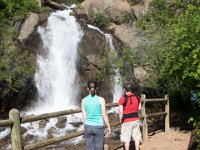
115, 12, 133, 25
90, 9, 110, 29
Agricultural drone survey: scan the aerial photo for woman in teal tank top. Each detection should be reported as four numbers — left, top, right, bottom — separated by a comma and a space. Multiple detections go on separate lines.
81, 81, 111, 150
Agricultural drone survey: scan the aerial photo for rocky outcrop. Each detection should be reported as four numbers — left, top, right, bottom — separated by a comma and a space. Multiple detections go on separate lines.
75, 0, 149, 48
75, 0, 151, 94
18, 10, 120, 101
18, 13, 39, 43
75, 0, 133, 21
18, 10, 52, 53
17, 0, 151, 105
77, 22, 121, 100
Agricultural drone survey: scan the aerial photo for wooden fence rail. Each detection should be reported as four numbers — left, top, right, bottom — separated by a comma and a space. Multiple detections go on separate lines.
0, 94, 169, 150
141, 94, 170, 143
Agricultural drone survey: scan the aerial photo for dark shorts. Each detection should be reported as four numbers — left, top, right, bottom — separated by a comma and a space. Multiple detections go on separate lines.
84, 124, 105, 150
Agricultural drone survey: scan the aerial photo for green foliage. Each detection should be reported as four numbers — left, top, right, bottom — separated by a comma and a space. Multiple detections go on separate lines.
135, 2, 200, 146
196, 129, 200, 150
116, 46, 157, 89
0, 0, 39, 24
0, 28, 35, 98
136, 0, 200, 109
97, 50, 116, 82
90, 9, 110, 29
0, 0, 38, 108
118, 48, 140, 81
115, 12, 133, 25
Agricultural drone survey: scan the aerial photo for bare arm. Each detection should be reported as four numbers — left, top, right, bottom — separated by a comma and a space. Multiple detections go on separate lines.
119, 105, 123, 123
100, 97, 111, 134
81, 99, 86, 123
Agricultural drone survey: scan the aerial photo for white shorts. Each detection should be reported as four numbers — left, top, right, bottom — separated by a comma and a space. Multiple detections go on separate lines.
120, 120, 142, 143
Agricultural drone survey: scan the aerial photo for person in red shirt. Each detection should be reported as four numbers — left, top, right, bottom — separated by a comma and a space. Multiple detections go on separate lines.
118, 81, 142, 150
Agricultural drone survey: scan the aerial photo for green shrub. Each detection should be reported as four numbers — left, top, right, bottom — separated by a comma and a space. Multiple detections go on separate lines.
0, 0, 38, 109
90, 9, 110, 29
115, 12, 133, 25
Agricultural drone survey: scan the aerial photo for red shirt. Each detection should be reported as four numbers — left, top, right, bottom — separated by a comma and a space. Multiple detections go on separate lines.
118, 93, 140, 123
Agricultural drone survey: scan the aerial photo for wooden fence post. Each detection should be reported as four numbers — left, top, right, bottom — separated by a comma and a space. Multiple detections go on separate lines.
165, 95, 170, 132
141, 94, 148, 143
9, 109, 22, 150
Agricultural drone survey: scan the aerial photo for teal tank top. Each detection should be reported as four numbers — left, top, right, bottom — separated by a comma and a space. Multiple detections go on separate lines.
83, 95, 104, 126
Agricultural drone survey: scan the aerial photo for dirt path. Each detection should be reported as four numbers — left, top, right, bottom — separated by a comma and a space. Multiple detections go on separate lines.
140, 128, 191, 150
104, 128, 191, 150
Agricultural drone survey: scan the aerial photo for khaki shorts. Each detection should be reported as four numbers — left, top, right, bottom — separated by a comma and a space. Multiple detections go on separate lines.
120, 120, 142, 143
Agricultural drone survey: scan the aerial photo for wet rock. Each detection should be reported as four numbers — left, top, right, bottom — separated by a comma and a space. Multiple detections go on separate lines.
47, 134, 54, 139
47, 127, 57, 136
18, 10, 51, 54
66, 129, 77, 134
55, 117, 67, 128
69, 121, 83, 128
23, 133, 38, 144
21, 126, 28, 134
0, 127, 6, 132
39, 120, 47, 129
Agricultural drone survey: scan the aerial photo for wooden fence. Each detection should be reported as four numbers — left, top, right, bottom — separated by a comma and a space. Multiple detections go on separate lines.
0, 94, 169, 150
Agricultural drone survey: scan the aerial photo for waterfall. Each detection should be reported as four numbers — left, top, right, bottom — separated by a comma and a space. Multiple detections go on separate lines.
32, 9, 83, 114
105, 34, 123, 103
17, 8, 84, 141
87, 24, 123, 103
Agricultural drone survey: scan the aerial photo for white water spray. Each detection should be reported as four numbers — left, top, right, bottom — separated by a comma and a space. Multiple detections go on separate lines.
19, 9, 84, 142
32, 9, 83, 114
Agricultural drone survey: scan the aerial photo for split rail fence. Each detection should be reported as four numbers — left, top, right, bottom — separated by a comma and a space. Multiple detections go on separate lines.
0, 94, 169, 150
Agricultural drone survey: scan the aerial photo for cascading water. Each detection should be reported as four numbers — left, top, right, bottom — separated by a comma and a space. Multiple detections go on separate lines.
0, 12, 123, 148
0, 7, 85, 149
19, 8, 84, 143
32, 8, 83, 114
87, 25, 123, 103
105, 34, 124, 103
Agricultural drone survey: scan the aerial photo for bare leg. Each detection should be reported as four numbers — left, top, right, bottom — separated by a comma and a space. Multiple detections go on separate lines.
135, 140, 140, 150
124, 142, 130, 150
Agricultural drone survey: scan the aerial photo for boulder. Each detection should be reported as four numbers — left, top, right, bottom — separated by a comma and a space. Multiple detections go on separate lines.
23, 134, 38, 144
21, 126, 28, 134
18, 10, 52, 53
75, 0, 132, 21
47, 127, 57, 137
39, 120, 47, 129
18, 13, 39, 43
75, 0, 150, 48
55, 117, 67, 128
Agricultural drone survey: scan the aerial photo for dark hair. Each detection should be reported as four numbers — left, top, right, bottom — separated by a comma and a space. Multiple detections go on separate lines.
124, 81, 133, 92
87, 81, 97, 89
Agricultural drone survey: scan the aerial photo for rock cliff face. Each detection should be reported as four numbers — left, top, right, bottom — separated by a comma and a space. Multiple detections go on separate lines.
17, 0, 151, 107
75, 0, 149, 48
